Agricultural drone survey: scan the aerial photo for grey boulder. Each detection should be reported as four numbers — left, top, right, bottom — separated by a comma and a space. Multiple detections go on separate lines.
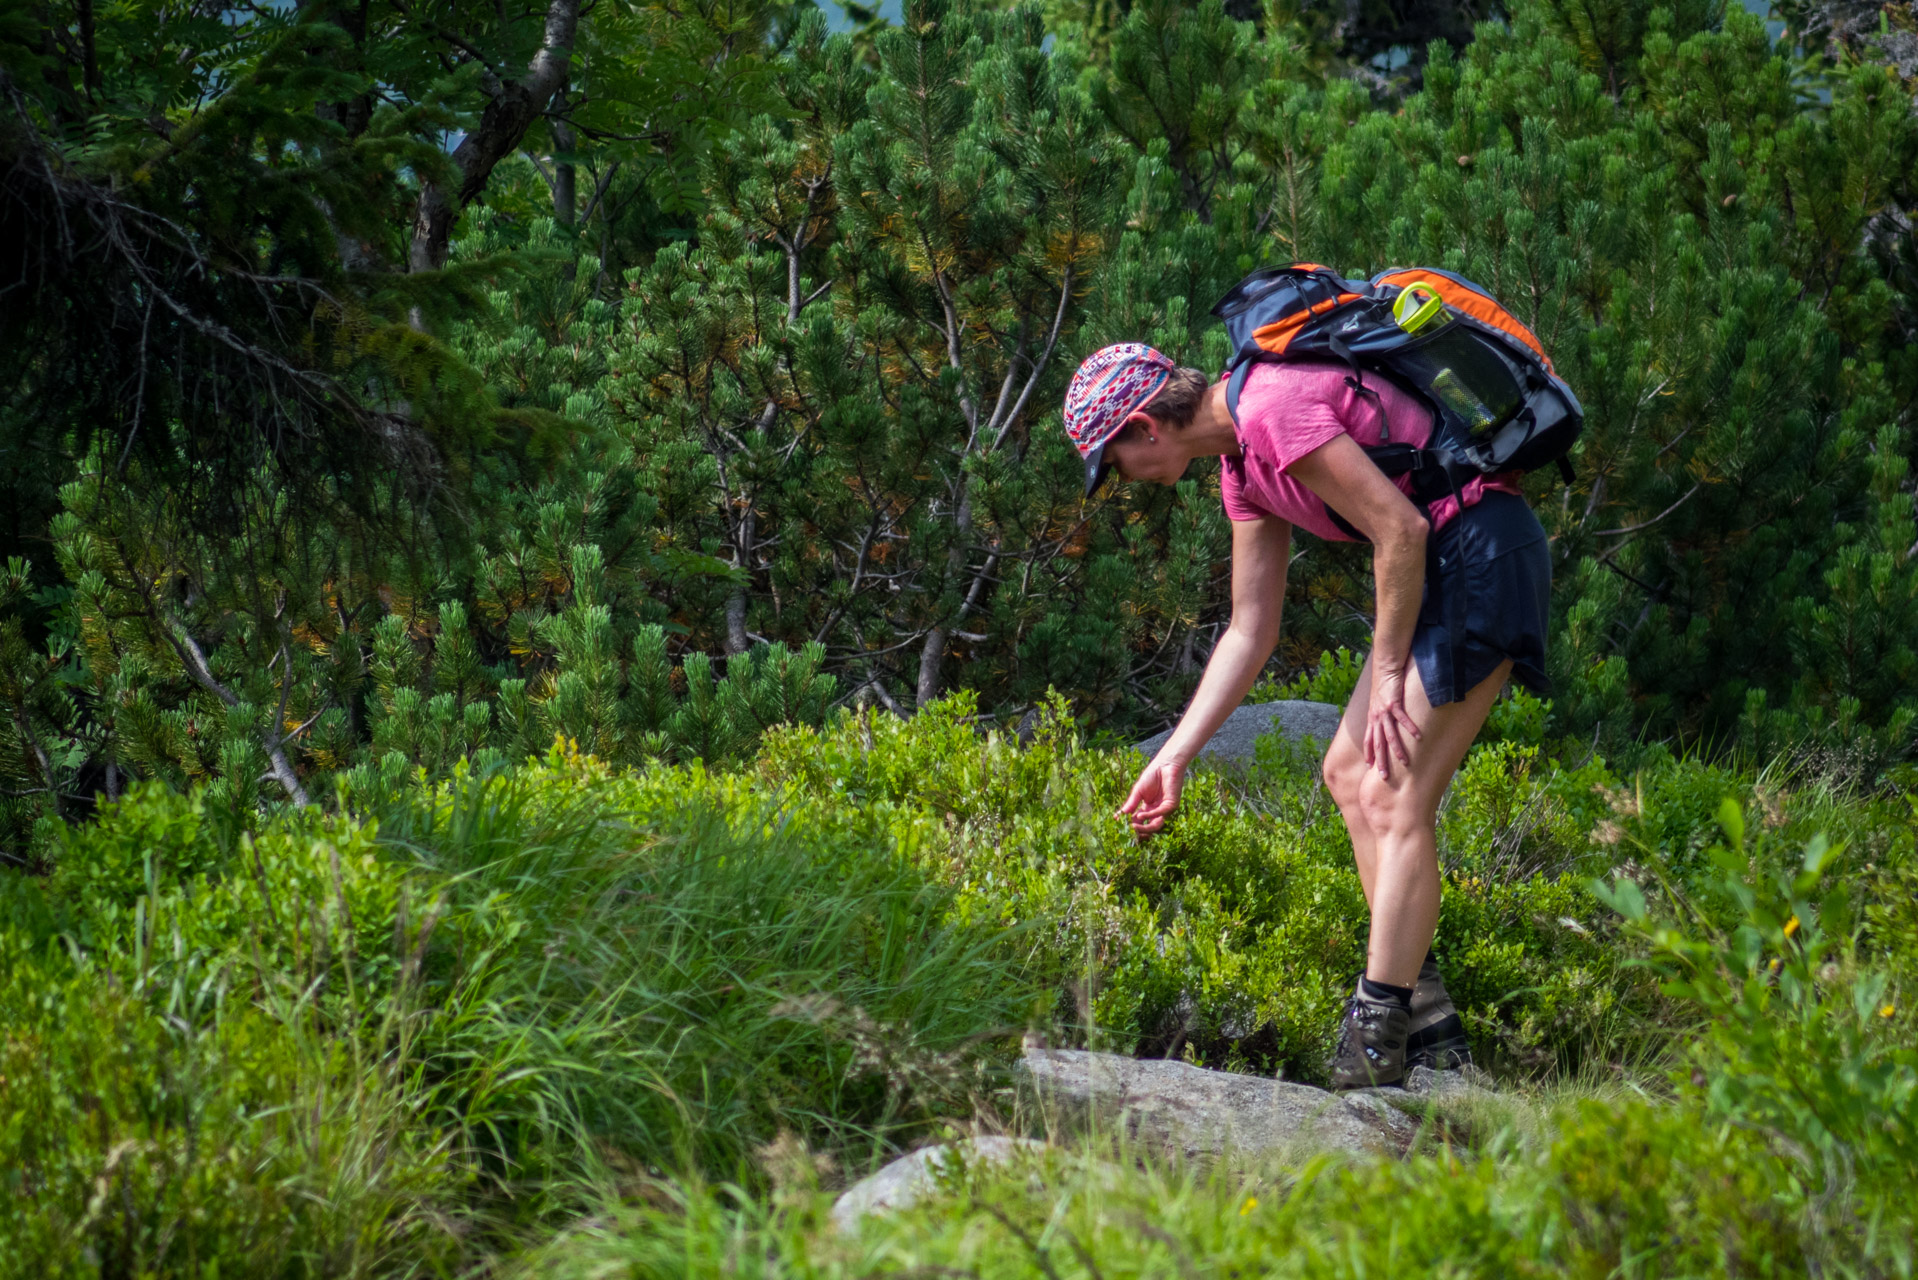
1017, 1045, 1415, 1160
830, 1136, 1047, 1232
832, 1054, 1486, 1229
1352, 1064, 1495, 1109
1136, 700, 1344, 765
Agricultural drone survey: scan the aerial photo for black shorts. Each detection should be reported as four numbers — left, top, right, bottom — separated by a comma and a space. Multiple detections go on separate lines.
1411, 490, 1551, 706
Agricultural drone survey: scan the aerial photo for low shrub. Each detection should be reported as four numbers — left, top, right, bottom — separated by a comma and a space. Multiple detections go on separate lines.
524, 1090, 1906, 1278
757, 691, 1870, 1079
1600, 801, 1918, 1210
0, 948, 465, 1279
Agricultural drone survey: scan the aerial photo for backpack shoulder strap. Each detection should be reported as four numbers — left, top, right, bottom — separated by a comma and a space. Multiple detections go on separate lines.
1224, 361, 1255, 425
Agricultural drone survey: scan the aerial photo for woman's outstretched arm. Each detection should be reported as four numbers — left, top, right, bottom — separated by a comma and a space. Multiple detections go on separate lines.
1119, 514, 1291, 835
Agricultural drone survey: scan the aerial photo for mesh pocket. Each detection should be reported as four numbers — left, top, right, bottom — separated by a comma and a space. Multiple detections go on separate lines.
1392, 322, 1525, 442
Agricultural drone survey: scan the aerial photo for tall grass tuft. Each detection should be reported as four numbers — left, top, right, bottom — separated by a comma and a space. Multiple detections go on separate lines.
377, 763, 1036, 1215
0, 756, 1037, 1275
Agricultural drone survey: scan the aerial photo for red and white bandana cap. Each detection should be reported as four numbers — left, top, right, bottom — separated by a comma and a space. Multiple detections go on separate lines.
1063, 342, 1174, 497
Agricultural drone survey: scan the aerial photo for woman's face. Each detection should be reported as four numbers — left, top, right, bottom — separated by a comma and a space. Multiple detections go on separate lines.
1105, 416, 1186, 486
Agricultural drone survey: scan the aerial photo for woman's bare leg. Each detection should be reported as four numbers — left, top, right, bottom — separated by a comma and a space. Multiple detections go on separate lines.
1321, 653, 1512, 986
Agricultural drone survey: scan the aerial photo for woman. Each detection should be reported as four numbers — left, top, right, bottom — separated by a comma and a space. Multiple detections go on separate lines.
1062, 342, 1551, 1088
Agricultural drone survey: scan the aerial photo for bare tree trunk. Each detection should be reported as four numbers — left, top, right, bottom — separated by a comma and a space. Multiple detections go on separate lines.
551, 109, 577, 227
915, 490, 973, 709
409, 0, 581, 274
305, 0, 378, 271
13, 706, 59, 819
916, 618, 953, 708
725, 505, 755, 655
76, 0, 99, 100
161, 622, 313, 807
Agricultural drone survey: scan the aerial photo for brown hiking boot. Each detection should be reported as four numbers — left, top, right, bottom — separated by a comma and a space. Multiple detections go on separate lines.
1327, 994, 1410, 1090
1408, 957, 1474, 1070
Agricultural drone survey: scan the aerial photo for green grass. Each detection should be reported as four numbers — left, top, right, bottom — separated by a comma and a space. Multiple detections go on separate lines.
2, 707, 1915, 1277
517, 1092, 1911, 1279
384, 760, 1035, 1202
0, 748, 1038, 1276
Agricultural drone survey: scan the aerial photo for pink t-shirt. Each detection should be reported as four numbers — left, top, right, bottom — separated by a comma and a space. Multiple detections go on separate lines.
1220, 361, 1522, 540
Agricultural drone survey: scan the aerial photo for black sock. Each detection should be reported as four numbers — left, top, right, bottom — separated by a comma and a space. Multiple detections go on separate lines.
1359, 974, 1414, 1008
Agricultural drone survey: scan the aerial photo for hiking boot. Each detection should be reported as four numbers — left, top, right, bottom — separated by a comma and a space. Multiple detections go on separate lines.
1407, 957, 1474, 1070
1327, 994, 1410, 1090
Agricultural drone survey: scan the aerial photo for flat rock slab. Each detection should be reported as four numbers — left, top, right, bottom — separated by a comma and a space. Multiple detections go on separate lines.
831, 1137, 1047, 1232
1136, 700, 1344, 765
1018, 1046, 1414, 1160
1350, 1065, 1496, 1110
833, 1057, 1481, 1229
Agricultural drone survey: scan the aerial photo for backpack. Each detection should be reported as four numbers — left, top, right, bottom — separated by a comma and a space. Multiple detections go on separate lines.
1211, 263, 1582, 536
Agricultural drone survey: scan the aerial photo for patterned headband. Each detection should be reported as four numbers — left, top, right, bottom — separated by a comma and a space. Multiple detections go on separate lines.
1063, 343, 1175, 459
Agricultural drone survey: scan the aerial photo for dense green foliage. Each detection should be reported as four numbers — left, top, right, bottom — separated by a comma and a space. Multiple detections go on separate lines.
3, 0, 1918, 1274
0, 0, 1914, 862
4, 708, 1916, 1275
544, 1094, 1915, 1276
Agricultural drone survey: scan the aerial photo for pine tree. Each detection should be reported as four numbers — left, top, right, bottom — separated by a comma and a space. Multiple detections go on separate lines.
2, 0, 1916, 855
1074, 0, 1918, 762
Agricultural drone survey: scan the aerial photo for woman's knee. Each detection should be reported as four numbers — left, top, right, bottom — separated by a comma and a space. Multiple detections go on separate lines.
1355, 770, 1435, 845
1321, 743, 1367, 812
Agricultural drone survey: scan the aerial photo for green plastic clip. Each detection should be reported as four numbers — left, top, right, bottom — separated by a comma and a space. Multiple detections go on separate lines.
1393, 284, 1445, 334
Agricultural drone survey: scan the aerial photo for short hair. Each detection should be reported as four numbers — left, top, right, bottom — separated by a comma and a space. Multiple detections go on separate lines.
1137, 366, 1211, 430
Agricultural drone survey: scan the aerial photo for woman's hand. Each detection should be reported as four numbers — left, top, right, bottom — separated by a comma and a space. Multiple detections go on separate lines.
1118, 756, 1187, 836
1365, 662, 1423, 778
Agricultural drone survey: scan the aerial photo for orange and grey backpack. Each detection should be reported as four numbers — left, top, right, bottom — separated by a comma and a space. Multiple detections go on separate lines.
1212, 263, 1582, 536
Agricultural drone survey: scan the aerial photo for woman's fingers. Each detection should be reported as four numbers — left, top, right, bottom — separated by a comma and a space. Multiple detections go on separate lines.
1366, 713, 1414, 778
1134, 799, 1178, 831
1119, 764, 1182, 835
1387, 698, 1422, 769
1363, 669, 1423, 780
1117, 773, 1161, 820
1137, 771, 1180, 817
1117, 771, 1158, 817
1387, 720, 1410, 768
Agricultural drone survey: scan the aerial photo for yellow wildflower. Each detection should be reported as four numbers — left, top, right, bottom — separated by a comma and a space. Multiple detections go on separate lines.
1881, 1005, 1897, 1019
1783, 916, 1799, 938
1240, 1196, 1258, 1217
